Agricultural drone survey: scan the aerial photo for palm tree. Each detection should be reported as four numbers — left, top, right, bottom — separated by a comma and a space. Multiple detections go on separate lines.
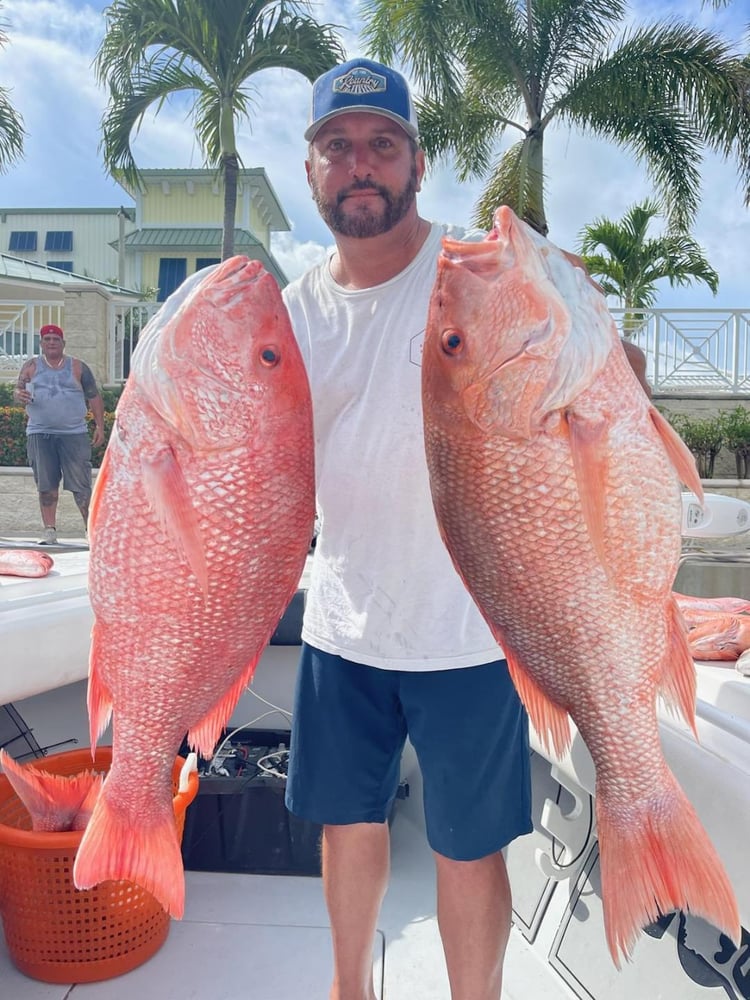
361, 0, 750, 236
0, 3, 25, 173
577, 200, 719, 335
95, 0, 344, 260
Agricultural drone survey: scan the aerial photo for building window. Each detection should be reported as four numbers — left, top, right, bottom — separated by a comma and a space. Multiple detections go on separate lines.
196, 257, 220, 271
8, 231, 37, 251
44, 231, 73, 252
157, 258, 187, 301
48, 261, 74, 272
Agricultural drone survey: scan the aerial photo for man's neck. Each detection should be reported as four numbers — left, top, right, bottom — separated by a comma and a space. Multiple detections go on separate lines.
329, 214, 432, 290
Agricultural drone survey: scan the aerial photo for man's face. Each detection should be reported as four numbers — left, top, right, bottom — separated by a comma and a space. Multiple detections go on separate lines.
307, 112, 424, 238
41, 334, 64, 354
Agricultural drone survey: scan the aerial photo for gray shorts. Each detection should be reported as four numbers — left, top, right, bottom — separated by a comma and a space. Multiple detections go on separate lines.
285, 644, 533, 860
27, 433, 92, 498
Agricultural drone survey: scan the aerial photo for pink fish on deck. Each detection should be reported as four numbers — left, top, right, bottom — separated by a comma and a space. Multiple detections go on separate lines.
421, 206, 739, 965
673, 591, 750, 616
685, 612, 750, 660
0, 549, 53, 577
72, 257, 315, 916
0, 749, 102, 832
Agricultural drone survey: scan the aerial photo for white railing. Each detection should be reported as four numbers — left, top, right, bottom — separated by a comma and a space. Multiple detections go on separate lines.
0, 302, 64, 374
4, 302, 750, 396
108, 301, 160, 383
611, 309, 750, 394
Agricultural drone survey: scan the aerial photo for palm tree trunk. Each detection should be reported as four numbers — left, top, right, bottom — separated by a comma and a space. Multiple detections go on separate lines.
222, 152, 239, 261
524, 124, 547, 235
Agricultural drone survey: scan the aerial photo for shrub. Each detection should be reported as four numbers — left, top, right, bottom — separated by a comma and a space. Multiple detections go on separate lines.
719, 406, 750, 478
0, 407, 29, 466
668, 412, 724, 479
0, 406, 116, 468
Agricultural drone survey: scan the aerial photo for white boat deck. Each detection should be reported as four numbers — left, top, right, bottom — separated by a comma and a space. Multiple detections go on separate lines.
0, 678, 547, 1000
1, 536, 750, 999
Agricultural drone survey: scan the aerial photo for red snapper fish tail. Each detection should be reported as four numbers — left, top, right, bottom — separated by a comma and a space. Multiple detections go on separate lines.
0, 749, 102, 832
597, 774, 740, 967
73, 781, 185, 918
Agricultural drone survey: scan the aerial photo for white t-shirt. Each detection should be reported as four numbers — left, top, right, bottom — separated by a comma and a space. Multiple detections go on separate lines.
282, 222, 501, 671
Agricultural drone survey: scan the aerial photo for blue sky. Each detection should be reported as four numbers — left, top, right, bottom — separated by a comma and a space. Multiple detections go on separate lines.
1, 0, 748, 307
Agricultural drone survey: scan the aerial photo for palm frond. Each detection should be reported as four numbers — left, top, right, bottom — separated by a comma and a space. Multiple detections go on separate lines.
0, 87, 24, 172
472, 139, 546, 233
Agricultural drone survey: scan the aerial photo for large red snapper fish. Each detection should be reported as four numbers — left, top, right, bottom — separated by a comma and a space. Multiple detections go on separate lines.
421, 206, 739, 965
72, 257, 315, 917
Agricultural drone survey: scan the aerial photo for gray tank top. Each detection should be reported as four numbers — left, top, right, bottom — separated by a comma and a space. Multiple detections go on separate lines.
26, 356, 88, 435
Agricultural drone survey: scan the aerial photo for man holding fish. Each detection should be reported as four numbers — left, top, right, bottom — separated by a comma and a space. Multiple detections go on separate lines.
282, 58, 532, 1000
283, 55, 724, 1000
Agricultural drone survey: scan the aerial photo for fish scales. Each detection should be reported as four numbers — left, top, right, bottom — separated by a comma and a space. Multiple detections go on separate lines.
72, 257, 315, 917
421, 206, 739, 965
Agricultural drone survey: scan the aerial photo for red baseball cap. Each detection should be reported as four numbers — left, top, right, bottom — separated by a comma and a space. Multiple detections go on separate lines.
39, 324, 64, 339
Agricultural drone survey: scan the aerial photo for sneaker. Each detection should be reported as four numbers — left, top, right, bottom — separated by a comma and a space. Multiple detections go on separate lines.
39, 527, 57, 545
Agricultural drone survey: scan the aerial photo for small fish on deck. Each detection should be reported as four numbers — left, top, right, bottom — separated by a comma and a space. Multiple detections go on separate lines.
0, 549, 53, 578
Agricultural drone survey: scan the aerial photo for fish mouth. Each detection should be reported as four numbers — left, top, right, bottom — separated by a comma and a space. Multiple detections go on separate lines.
439, 238, 504, 282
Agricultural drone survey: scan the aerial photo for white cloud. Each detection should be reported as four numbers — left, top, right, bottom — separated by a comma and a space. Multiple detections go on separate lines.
0, 0, 747, 308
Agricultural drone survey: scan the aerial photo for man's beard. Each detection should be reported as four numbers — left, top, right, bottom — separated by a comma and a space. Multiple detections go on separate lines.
311, 164, 419, 238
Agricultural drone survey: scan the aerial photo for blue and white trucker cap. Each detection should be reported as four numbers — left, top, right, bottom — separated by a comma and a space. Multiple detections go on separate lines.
305, 58, 419, 142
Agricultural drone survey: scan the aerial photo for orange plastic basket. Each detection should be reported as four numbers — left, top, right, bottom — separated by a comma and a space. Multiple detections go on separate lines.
0, 746, 198, 984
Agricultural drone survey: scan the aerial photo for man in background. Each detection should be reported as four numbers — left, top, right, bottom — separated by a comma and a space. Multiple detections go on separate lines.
14, 324, 104, 544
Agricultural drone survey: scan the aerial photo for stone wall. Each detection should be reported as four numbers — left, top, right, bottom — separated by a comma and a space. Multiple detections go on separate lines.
60, 284, 111, 386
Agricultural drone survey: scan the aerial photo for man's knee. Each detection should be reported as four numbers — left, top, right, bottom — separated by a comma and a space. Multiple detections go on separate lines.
39, 489, 59, 506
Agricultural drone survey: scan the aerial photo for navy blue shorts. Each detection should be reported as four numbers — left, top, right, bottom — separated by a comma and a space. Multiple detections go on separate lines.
27, 433, 92, 498
285, 644, 532, 861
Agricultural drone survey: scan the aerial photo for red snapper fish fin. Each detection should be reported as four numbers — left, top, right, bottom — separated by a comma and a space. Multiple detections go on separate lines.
649, 407, 704, 500
72, 772, 105, 831
187, 650, 263, 758
503, 646, 571, 758
87, 444, 113, 546
87, 621, 114, 750
74, 782, 186, 918
565, 410, 611, 573
141, 444, 208, 594
597, 771, 740, 968
0, 750, 100, 832
660, 597, 698, 736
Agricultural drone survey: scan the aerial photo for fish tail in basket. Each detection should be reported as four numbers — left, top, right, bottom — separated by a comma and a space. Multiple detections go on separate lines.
73, 783, 185, 918
597, 775, 740, 967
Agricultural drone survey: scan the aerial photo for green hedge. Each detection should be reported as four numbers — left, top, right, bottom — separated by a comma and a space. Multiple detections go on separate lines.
667, 406, 750, 479
0, 407, 28, 466
0, 382, 122, 468
0, 407, 116, 468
